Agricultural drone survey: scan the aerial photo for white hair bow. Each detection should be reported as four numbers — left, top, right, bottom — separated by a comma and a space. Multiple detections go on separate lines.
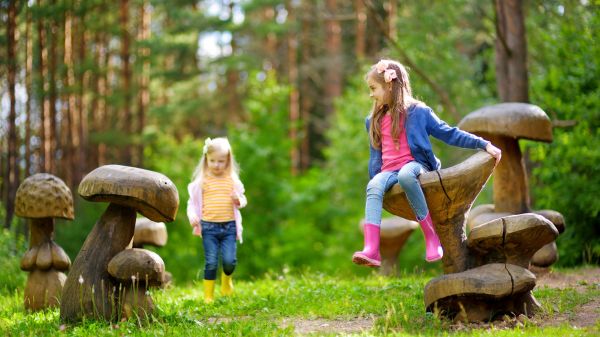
203, 137, 212, 154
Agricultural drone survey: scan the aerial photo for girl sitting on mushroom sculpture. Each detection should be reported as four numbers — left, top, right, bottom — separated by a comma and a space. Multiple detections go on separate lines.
187, 137, 247, 303
353, 59, 502, 267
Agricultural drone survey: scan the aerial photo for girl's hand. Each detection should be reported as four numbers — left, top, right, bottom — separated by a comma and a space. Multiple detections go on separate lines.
189, 213, 200, 226
232, 191, 241, 207
485, 143, 502, 164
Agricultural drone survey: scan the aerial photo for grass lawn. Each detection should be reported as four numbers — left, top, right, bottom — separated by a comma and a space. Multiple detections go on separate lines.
0, 267, 598, 336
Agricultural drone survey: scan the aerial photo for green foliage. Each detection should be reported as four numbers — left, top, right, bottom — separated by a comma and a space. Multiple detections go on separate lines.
527, 3, 600, 266
0, 229, 27, 294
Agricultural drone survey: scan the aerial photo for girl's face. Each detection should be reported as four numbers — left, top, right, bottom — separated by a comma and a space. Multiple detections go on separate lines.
367, 76, 390, 108
206, 150, 229, 176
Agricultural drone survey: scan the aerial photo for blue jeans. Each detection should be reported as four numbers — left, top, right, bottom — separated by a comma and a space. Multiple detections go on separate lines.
365, 161, 429, 225
201, 220, 237, 280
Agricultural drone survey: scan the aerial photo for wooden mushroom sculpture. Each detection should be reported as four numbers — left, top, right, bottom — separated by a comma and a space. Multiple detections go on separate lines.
107, 248, 165, 319
459, 103, 565, 267
383, 151, 496, 274
60, 165, 178, 322
360, 217, 418, 275
133, 217, 171, 286
15, 173, 74, 311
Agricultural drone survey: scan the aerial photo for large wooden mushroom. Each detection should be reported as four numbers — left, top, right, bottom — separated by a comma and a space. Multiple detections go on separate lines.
60, 165, 178, 322
383, 151, 496, 274
383, 151, 555, 321
15, 173, 74, 311
459, 103, 565, 268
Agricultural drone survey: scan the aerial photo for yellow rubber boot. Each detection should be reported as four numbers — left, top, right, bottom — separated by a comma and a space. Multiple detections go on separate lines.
221, 272, 234, 296
203, 279, 215, 303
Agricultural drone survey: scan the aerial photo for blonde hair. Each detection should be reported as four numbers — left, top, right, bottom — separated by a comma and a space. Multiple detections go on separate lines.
191, 137, 240, 184
366, 59, 420, 149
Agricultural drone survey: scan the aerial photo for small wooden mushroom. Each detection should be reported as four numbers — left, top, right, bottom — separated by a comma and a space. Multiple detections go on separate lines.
360, 217, 418, 275
60, 165, 178, 323
133, 217, 171, 286
133, 217, 167, 248
467, 213, 558, 268
424, 263, 537, 322
383, 151, 496, 274
107, 248, 165, 319
468, 205, 565, 268
15, 173, 74, 311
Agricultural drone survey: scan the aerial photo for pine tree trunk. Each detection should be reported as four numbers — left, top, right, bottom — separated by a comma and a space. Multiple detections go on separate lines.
48, 0, 59, 174
355, 0, 366, 59
135, 2, 151, 167
287, 0, 300, 174
5, 0, 19, 229
25, 4, 33, 177
37, 0, 50, 173
324, 0, 342, 118
120, 0, 132, 165
494, 0, 529, 102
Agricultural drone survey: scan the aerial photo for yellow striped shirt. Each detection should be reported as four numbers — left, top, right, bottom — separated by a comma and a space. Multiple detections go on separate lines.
202, 175, 235, 222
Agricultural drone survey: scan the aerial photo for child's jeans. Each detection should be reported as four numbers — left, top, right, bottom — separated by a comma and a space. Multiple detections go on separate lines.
201, 220, 237, 280
365, 161, 429, 225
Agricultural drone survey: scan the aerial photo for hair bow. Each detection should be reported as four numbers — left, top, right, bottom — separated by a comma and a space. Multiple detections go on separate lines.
375, 60, 389, 74
383, 69, 397, 83
203, 137, 212, 154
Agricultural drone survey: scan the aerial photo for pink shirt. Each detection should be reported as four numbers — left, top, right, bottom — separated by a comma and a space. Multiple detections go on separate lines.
381, 114, 414, 172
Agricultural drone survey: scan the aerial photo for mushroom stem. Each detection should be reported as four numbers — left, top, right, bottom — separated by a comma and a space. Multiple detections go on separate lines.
484, 133, 531, 213
29, 218, 54, 247
60, 203, 136, 322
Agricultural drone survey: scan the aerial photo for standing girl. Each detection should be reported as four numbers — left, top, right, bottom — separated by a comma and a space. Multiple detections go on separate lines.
353, 59, 501, 267
187, 137, 247, 303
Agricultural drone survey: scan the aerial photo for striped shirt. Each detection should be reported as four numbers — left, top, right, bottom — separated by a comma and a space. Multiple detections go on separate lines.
202, 175, 235, 222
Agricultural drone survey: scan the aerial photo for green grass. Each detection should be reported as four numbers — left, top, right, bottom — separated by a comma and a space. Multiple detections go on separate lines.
0, 269, 598, 336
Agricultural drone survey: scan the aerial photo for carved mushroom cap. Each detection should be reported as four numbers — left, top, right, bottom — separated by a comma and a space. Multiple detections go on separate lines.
134, 217, 167, 247
15, 173, 74, 220
467, 204, 565, 234
107, 248, 165, 287
458, 103, 553, 142
78, 165, 179, 222
424, 263, 536, 311
467, 213, 559, 268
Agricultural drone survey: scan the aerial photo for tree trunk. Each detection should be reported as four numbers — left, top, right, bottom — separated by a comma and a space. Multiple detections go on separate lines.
287, 0, 300, 174
355, 0, 366, 59
300, 0, 313, 170
48, 0, 59, 174
5, 0, 19, 229
120, 0, 132, 165
76, 1, 89, 183
324, 0, 342, 118
63, 4, 77, 187
135, 2, 151, 167
494, 0, 529, 102
25, 4, 33, 177
37, 0, 50, 173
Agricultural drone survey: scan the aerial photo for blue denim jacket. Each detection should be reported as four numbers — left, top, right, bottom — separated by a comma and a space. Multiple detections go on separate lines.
367, 103, 489, 179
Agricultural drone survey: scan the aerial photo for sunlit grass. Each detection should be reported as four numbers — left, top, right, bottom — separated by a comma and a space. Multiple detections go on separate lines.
0, 269, 598, 336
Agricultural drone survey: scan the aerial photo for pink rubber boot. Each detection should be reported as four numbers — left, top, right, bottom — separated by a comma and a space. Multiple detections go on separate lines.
419, 212, 443, 262
352, 223, 381, 267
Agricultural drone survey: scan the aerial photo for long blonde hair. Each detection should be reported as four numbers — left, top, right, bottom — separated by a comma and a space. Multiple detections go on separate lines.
191, 137, 240, 185
367, 59, 419, 149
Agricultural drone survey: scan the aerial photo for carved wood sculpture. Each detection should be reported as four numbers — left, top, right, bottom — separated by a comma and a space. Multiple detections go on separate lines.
361, 217, 418, 275
459, 103, 565, 268
60, 165, 178, 322
15, 173, 74, 311
383, 152, 558, 322
133, 217, 172, 286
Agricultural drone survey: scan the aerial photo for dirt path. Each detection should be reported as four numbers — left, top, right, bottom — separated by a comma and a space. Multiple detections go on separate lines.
288, 267, 600, 335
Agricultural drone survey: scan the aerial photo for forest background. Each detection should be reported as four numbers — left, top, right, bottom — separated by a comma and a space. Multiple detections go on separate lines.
0, 0, 598, 288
